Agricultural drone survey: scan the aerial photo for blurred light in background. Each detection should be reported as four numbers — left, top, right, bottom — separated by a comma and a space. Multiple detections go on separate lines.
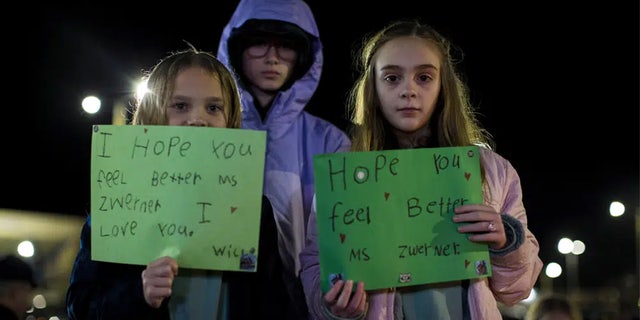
557, 238, 574, 254
81, 79, 146, 125
17, 240, 34, 257
522, 287, 538, 304
571, 240, 585, 255
545, 262, 562, 278
136, 79, 149, 102
609, 201, 625, 217
33, 294, 47, 309
81, 95, 101, 114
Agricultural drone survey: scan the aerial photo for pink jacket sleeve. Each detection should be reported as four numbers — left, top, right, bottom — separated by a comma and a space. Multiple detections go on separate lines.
480, 148, 543, 306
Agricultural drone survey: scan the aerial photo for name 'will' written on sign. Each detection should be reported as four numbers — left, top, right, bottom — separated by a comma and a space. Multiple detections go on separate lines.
90, 125, 266, 272
313, 146, 491, 292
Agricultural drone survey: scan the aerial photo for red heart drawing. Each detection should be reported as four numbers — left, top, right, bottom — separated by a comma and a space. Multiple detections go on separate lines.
464, 172, 471, 181
340, 233, 346, 243
465, 259, 470, 268
384, 192, 390, 200
230, 207, 237, 214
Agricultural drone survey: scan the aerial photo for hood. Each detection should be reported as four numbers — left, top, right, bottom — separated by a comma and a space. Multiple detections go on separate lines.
217, 0, 322, 129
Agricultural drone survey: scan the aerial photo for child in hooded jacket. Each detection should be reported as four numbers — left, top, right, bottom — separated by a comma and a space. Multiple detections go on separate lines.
217, 1, 351, 317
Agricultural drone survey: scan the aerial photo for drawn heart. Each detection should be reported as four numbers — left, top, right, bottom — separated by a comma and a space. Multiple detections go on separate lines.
384, 192, 390, 201
230, 207, 237, 214
464, 172, 471, 181
340, 233, 346, 243
465, 259, 470, 268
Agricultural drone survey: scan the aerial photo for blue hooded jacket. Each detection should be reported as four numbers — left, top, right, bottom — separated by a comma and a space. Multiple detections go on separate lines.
217, 0, 351, 295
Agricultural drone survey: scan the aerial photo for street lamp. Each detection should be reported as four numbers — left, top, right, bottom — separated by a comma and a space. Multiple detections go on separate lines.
81, 95, 101, 114
609, 201, 625, 217
558, 237, 585, 296
81, 78, 144, 125
540, 262, 562, 294
608, 200, 640, 315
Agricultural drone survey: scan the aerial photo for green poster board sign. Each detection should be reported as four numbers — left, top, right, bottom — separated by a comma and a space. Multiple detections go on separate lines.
313, 146, 490, 292
90, 125, 266, 272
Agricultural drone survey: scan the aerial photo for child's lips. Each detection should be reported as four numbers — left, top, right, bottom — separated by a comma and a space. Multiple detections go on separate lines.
262, 70, 280, 76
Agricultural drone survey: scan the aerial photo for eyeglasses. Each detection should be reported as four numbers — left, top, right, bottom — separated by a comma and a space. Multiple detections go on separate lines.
246, 42, 297, 62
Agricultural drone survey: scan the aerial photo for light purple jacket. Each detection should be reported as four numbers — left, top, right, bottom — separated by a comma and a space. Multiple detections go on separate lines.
216, 0, 351, 295
300, 147, 543, 320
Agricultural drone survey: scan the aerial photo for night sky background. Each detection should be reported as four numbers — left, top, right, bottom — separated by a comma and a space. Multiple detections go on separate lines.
3, 3, 638, 295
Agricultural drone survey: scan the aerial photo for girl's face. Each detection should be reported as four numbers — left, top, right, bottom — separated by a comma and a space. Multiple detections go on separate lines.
374, 36, 441, 134
166, 66, 228, 128
241, 40, 297, 93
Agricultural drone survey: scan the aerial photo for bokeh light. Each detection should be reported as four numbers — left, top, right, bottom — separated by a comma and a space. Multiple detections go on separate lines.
81, 95, 101, 114
557, 238, 574, 254
545, 262, 562, 278
17, 240, 34, 257
609, 201, 625, 217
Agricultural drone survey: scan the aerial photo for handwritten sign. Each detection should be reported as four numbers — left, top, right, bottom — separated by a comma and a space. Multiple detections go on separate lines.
90, 125, 266, 272
313, 146, 490, 291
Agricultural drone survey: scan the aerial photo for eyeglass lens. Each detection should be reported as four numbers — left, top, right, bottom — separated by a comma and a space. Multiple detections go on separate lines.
247, 43, 296, 61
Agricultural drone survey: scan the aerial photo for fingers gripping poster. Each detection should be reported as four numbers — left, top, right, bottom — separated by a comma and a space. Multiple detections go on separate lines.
90, 125, 266, 272
313, 146, 491, 292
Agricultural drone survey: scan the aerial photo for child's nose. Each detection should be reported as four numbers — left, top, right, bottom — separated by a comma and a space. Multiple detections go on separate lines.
187, 118, 207, 126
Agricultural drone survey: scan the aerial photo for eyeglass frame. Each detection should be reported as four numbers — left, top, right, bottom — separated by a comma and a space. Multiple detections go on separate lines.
245, 40, 298, 62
